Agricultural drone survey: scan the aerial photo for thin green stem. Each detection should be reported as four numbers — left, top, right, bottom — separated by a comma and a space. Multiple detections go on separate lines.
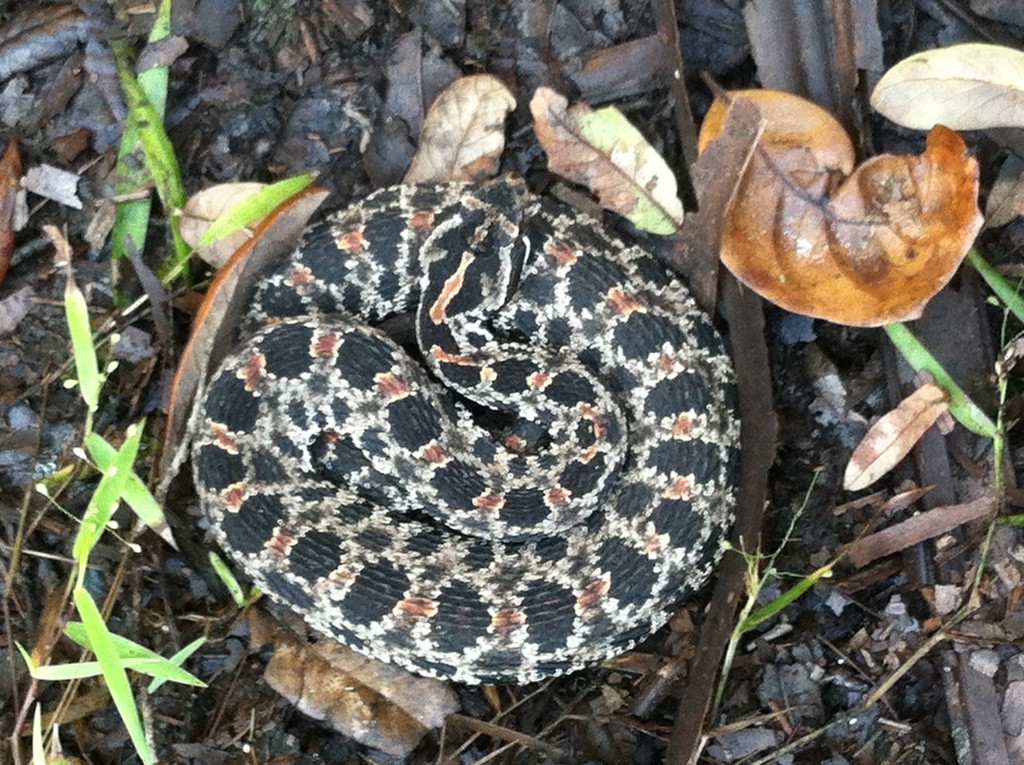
884, 322, 997, 438
968, 248, 1024, 324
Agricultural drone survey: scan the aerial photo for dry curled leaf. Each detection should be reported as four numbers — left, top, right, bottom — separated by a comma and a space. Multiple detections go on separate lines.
699, 89, 983, 326
531, 86, 683, 235
843, 382, 950, 491
871, 43, 1024, 131
403, 73, 516, 184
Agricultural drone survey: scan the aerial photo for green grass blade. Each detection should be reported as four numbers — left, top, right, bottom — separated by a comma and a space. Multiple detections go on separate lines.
120, 474, 167, 530
199, 174, 316, 247
110, 39, 189, 279
83, 431, 117, 465
64, 622, 205, 688
997, 513, 1024, 526
72, 467, 126, 575
73, 587, 155, 764
84, 426, 167, 532
967, 248, 1024, 324
110, 190, 153, 263
113, 47, 183, 212
147, 637, 207, 692
15, 641, 38, 673
27, 660, 106, 681
123, 657, 203, 684
64, 273, 101, 415
141, 0, 173, 112
31, 657, 202, 686
32, 704, 46, 765
739, 564, 834, 632
884, 322, 998, 438
74, 425, 144, 577
66, 621, 154, 658
111, 0, 175, 267
84, 426, 144, 475
208, 551, 251, 607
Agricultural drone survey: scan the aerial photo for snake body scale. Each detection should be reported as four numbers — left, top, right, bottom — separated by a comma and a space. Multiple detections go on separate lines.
191, 178, 740, 684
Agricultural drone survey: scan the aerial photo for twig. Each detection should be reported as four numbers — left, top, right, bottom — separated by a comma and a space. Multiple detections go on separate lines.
664, 274, 776, 764
650, 0, 698, 206
446, 714, 568, 762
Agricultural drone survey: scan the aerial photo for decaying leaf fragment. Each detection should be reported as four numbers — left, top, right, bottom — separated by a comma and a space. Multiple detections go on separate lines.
22, 164, 82, 210
871, 43, 1024, 131
0, 286, 31, 335
531, 86, 683, 235
700, 90, 983, 326
403, 74, 516, 184
250, 610, 459, 757
844, 382, 950, 491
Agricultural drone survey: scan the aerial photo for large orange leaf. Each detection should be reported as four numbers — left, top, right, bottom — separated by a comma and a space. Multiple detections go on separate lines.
699, 90, 983, 327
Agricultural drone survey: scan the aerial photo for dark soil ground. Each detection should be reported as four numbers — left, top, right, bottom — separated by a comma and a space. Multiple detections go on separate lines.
2, 1, 1024, 763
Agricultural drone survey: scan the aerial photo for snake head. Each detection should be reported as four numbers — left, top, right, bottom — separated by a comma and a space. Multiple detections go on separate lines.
418, 179, 537, 318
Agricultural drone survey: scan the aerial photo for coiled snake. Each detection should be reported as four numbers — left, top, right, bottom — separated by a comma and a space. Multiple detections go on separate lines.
191, 178, 739, 684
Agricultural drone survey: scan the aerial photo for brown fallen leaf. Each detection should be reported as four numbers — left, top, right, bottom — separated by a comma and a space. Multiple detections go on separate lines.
844, 382, 950, 491
699, 89, 983, 326
403, 74, 516, 184
531, 86, 684, 235
250, 610, 459, 757
179, 182, 267, 268
0, 138, 22, 286
845, 495, 995, 568
699, 89, 855, 174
